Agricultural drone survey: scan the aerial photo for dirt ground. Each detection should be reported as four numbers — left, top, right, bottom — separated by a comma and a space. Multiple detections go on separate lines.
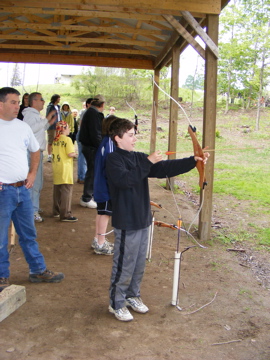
0, 159, 270, 360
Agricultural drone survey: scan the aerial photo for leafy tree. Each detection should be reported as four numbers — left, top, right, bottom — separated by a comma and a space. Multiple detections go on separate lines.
71, 68, 98, 95
10, 63, 22, 86
183, 74, 204, 90
218, 0, 270, 122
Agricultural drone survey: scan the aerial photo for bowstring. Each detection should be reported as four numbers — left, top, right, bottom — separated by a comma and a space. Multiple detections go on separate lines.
152, 79, 207, 242
153, 79, 193, 127
126, 100, 137, 116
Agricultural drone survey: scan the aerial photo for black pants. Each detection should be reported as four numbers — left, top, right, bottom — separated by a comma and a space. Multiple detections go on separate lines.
81, 145, 96, 202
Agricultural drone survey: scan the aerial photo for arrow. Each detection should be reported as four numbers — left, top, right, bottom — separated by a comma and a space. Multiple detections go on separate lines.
165, 147, 263, 155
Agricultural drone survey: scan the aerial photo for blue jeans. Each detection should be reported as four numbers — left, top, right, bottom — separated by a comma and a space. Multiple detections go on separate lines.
0, 184, 46, 278
76, 132, 87, 181
28, 150, 43, 213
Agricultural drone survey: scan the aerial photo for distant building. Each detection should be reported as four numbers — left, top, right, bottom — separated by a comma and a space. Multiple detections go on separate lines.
54, 73, 77, 84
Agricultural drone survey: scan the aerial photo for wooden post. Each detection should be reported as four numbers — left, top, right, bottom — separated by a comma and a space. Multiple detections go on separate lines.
9, 221, 16, 253
10, 222, 16, 247
150, 68, 160, 154
166, 45, 180, 190
199, 14, 219, 241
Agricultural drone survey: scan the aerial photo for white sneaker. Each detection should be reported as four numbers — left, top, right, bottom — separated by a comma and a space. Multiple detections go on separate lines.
94, 242, 114, 255
91, 237, 114, 249
80, 198, 97, 209
34, 212, 44, 223
108, 305, 133, 322
126, 297, 149, 313
47, 155, 52, 163
92, 237, 98, 249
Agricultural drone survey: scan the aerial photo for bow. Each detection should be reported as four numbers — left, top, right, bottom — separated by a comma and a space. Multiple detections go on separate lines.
153, 79, 207, 190
150, 200, 162, 209
154, 221, 178, 230
188, 125, 207, 190
126, 101, 138, 134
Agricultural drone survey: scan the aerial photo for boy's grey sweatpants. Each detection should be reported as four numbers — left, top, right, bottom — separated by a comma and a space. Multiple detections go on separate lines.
109, 227, 149, 310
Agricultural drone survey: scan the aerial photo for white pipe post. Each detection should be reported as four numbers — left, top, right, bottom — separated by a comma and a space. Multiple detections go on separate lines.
146, 216, 155, 260
171, 251, 181, 305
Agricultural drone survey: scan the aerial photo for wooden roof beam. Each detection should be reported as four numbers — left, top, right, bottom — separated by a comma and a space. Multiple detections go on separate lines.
163, 14, 205, 60
0, 7, 165, 22
181, 10, 218, 58
0, 0, 221, 14
0, 52, 154, 70
0, 43, 153, 56
0, 21, 164, 36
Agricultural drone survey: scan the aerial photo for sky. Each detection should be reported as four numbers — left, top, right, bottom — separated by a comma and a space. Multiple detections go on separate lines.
0, 46, 204, 88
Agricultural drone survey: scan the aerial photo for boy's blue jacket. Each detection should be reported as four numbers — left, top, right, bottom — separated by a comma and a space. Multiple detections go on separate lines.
94, 136, 115, 203
106, 148, 196, 230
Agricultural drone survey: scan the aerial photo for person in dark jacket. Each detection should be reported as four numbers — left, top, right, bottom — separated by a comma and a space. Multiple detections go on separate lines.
92, 116, 124, 255
76, 98, 93, 183
79, 94, 105, 209
106, 119, 210, 322
17, 92, 29, 120
46, 94, 61, 162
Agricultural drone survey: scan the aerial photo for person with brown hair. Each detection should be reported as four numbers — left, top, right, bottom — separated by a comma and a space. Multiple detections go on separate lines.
17, 92, 29, 120
79, 94, 105, 209
46, 94, 61, 162
91, 115, 123, 255
106, 119, 209, 321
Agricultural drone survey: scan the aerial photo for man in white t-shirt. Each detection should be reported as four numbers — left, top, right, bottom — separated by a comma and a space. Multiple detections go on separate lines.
0, 87, 65, 292
23, 92, 56, 222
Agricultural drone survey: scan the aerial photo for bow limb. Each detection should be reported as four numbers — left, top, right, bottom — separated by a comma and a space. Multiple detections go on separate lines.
188, 125, 207, 190
126, 101, 138, 133
154, 221, 178, 230
150, 200, 162, 209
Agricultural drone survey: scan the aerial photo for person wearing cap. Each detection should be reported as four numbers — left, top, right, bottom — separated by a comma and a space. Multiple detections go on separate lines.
79, 94, 105, 209
51, 121, 78, 222
0, 87, 65, 292
22, 92, 56, 223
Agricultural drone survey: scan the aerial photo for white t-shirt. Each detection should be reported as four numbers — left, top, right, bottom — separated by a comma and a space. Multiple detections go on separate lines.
0, 118, 39, 183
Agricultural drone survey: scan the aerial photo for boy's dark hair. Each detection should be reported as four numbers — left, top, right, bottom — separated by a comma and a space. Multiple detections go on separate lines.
85, 98, 93, 106
0, 87, 20, 102
50, 94, 60, 104
110, 118, 134, 146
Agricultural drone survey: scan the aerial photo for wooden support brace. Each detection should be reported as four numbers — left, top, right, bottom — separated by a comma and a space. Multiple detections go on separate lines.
0, 285, 26, 322
181, 10, 219, 58
163, 14, 205, 60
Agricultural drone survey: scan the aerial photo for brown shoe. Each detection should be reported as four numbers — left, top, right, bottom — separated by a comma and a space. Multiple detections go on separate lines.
77, 179, 84, 184
29, 269, 65, 283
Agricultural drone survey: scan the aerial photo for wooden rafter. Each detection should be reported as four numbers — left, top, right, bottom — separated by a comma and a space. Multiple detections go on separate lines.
163, 14, 205, 59
181, 11, 218, 58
